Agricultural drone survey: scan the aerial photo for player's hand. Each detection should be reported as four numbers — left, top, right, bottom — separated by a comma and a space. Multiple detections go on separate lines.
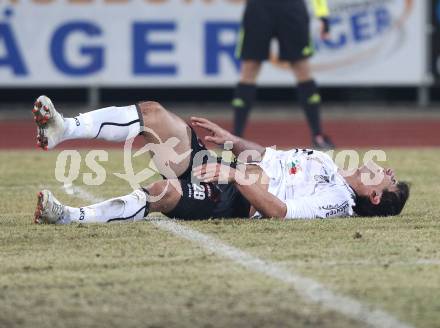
192, 163, 245, 184
193, 163, 237, 184
319, 17, 331, 40
191, 116, 234, 147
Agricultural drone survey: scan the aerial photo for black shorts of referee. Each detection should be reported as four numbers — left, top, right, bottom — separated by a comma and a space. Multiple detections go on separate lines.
237, 0, 313, 62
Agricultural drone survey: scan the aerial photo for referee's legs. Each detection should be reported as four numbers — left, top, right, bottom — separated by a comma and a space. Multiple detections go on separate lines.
232, 60, 261, 137
291, 59, 334, 149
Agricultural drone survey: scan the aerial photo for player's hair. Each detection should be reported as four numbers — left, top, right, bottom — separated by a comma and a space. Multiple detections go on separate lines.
353, 182, 410, 217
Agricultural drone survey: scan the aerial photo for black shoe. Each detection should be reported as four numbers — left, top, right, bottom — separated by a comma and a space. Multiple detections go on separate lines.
312, 135, 335, 150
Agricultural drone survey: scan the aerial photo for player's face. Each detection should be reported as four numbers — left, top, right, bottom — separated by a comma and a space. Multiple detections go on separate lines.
357, 162, 399, 192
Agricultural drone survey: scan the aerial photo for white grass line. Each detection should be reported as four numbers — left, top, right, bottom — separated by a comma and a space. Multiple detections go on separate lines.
60, 185, 413, 328
153, 220, 413, 328
413, 259, 440, 265
282, 259, 440, 267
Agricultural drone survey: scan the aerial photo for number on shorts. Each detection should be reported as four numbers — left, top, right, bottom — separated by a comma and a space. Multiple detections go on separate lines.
193, 184, 206, 200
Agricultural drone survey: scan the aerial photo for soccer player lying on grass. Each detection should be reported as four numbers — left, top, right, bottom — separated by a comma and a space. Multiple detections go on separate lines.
32, 96, 409, 224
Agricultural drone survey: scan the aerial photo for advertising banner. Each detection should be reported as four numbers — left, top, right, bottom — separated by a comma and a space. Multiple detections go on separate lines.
432, 0, 440, 82
0, 0, 428, 86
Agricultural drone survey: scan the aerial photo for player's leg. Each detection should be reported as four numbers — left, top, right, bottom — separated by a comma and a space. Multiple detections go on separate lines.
291, 59, 322, 141
275, 0, 334, 149
233, 61, 261, 137
32, 96, 194, 177
290, 59, 334, 150
137, 101, 193, 178
232, 0, 272, 137
32, 95, 143, 150
34, 180, 182, 224
34, 180, 227, 224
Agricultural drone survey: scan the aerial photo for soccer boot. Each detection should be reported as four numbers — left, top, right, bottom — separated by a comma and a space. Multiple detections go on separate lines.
34, 190, 66, 224
32, 95, 65, 150
312, 134, 335, 151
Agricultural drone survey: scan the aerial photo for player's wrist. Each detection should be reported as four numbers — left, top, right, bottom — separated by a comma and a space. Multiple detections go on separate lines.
227, 132, 237, 143
227, 134, 240, 150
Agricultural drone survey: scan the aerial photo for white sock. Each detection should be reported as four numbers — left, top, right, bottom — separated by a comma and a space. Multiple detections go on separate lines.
62, 105, 142, 142
63, 190, 149, 224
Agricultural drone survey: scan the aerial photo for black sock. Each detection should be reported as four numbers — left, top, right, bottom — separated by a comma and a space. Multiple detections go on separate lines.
297, 80, 322, 137
232, 83, 257, 137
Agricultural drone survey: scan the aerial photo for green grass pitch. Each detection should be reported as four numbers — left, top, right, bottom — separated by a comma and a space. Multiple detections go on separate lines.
0, 149, 439, 328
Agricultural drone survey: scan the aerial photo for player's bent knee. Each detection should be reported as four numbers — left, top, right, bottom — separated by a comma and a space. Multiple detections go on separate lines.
146, 180, 182, 213
148, 180, 181, 198
138, 101, 166, 126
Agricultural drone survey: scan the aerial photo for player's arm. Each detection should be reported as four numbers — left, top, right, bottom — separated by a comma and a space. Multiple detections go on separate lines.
234, 181, 287, 218
193, 163, 287, 218
190, 116, 265, 157
310, 0, 331, 39
229, 135, 265, 159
